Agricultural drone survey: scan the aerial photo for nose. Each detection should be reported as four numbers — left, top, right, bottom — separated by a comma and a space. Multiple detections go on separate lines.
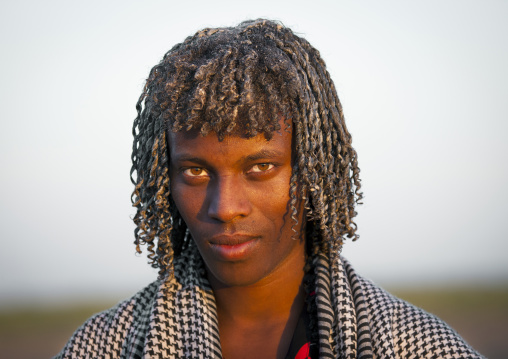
207, 175, 252, 223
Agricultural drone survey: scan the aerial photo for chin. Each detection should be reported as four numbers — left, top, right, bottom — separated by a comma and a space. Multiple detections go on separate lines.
205, 262, 269, 288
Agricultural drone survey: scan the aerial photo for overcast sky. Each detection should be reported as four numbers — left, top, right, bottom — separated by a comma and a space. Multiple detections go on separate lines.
1, 0, 507, 307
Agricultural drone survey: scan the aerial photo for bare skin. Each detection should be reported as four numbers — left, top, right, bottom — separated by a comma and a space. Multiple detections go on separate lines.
211, 257, 306, 358
169, 121, 306, 358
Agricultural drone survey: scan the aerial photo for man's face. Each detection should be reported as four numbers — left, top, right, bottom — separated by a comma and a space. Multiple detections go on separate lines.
168, 122, 306, 288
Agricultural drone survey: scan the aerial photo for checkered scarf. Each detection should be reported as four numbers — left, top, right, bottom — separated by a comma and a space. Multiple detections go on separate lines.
56, 244, 483, 358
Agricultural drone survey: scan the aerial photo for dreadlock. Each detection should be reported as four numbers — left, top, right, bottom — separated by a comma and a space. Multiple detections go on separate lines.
131, 20, 362, 340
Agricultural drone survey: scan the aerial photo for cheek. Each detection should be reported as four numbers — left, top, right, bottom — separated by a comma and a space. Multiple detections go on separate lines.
251, 179, 292, 225
170, 182, 202, 225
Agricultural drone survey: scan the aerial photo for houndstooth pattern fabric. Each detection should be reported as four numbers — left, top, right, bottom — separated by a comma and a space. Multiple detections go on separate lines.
55, 247, 484, 359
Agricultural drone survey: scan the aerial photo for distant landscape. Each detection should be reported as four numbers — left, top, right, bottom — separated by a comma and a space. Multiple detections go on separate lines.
1, 286, 506, 359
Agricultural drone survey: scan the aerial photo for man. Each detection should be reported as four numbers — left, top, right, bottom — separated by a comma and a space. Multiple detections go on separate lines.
56, 19, 483, 358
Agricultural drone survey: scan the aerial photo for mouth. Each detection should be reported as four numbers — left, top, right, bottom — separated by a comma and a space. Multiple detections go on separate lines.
208, 234, 260, 261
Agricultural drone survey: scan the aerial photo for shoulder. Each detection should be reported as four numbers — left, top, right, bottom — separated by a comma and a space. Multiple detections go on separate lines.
354, 274, 484, 359
53, 281, 160, 359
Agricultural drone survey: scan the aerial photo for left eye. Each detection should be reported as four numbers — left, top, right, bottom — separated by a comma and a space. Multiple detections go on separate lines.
249, 163, 274, 173
183, 167, 208, 177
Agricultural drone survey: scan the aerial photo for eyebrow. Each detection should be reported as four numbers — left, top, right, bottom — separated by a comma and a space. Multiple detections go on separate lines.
172, 149, 286, 166
171, 155, 208, 166
243, 149, 285, 162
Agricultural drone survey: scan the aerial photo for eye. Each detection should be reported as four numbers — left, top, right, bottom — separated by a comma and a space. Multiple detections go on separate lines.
183, 167, 208, 177
248, 163, 274, 173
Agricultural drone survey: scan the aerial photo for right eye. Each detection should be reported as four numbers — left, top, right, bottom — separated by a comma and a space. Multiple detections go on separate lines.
183, 167, 209, 177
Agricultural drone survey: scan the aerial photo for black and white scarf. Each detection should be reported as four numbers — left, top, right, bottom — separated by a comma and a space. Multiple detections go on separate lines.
56, 244, 483, 358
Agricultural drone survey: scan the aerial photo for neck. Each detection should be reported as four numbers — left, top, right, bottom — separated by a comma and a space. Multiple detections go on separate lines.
208, 250, 307, 326
213, 271, 305, 325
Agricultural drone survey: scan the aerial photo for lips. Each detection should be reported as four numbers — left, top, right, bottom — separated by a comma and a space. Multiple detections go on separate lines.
208, 234, 260, 261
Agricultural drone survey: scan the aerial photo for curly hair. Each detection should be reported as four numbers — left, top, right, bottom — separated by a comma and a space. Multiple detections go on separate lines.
131, 19, 362, 284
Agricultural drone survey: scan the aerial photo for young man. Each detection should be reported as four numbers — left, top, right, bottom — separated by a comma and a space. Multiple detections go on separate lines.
56, 19, 483, 358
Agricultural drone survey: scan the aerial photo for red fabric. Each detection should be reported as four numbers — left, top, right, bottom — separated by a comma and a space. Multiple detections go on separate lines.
294, 342, 311, 359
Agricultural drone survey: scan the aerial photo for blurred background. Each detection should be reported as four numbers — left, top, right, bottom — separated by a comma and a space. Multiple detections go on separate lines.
1, 0, 506, 358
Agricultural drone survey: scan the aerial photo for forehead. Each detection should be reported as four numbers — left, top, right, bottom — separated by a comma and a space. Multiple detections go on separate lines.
168, 125, 292, 163
168, 117, 293, 161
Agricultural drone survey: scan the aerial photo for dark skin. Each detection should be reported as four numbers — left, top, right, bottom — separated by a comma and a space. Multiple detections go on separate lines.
169, 120, 306, 358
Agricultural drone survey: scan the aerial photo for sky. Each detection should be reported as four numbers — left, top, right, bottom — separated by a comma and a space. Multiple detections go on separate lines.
1, 0, 507, 307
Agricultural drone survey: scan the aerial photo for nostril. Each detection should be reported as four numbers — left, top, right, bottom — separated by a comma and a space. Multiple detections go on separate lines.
208, 197, 251, 223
